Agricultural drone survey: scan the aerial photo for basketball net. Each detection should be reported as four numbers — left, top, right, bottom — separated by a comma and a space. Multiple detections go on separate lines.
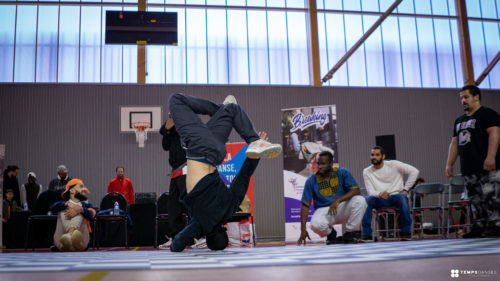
132, 122, 151, 148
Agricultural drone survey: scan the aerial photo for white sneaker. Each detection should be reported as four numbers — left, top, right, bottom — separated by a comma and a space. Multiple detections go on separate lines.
223, 95, 237, 105
246, 139, 282, 159
159, 239, 172, 250
192, 238, 207, 249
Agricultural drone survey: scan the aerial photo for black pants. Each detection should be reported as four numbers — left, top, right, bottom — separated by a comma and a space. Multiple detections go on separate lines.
167, 175, 187, 237
168, 93, 259, 166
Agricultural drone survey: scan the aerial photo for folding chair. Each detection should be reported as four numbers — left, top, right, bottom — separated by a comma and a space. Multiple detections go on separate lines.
411, 183, 445, 239
227, 212, 256, 247
446, 175, 472, 238
93, 192, 129, 249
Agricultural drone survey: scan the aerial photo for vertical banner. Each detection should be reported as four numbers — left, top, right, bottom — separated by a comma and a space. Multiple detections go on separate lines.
0, 145, 5, 247
217, 143, 255, 244
282, 106, 338, 242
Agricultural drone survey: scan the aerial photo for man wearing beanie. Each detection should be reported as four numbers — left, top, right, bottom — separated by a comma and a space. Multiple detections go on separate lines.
49, 179, 96, 251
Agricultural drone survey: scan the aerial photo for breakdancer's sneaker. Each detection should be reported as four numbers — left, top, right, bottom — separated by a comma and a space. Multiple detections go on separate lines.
159, 239, 172, 250
192, 238, 207, 249
223, 95, 237, 105
246, 139, 282, 159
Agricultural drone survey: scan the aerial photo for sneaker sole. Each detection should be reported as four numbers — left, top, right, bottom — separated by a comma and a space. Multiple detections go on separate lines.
246, 145, 282, 159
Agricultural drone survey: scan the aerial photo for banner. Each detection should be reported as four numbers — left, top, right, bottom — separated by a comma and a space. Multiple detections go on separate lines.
282, 105, 338, 242
218, 143, 254, 244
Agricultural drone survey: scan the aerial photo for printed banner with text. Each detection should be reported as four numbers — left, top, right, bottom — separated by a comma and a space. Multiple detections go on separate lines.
218, 143, 255, 244
282, 105, 338, 242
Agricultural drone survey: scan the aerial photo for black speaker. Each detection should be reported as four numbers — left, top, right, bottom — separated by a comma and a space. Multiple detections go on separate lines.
135, 192, 157, 205
376, 135, 396, 160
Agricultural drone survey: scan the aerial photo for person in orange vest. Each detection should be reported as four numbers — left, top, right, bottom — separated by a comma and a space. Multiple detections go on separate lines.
107, 167, 135, 205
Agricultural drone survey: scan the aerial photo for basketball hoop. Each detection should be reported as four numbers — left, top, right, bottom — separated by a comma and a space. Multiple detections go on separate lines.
132, 122, 151, 148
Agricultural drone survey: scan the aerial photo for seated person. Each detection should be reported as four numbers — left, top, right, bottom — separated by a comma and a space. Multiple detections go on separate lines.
166, 93, 281, 252
297, 151, 367, 245
361, 146, 419, 241
2, 189, 22, 248
49, 179, 96, 251
48, 165, 72, 191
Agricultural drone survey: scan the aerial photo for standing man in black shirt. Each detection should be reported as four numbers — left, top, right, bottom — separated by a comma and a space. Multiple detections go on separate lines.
159, 114, 188, 242
446, 85, 500, 238
3, 165, 20, 206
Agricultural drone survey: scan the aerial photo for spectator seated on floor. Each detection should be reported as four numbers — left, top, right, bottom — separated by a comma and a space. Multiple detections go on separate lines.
49, 179, 96, 251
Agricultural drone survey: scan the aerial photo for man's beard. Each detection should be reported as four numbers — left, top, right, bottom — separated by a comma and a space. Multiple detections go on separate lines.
371, 158, 382, 165
75, 192, 88, 201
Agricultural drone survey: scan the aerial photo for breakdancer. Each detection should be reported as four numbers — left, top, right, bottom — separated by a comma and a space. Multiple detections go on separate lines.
168, 93, 281, 251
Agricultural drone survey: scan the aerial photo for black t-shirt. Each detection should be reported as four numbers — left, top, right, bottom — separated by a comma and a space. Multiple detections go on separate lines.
453, 106, 500, 175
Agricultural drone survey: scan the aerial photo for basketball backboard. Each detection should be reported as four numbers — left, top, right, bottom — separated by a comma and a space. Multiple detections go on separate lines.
120, 106, 162, 133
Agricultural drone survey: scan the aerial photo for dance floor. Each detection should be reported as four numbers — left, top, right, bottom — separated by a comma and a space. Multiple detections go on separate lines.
1, 239, 499, 280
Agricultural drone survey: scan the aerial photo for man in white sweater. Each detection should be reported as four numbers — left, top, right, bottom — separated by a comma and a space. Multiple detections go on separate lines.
361, 146, 419, 241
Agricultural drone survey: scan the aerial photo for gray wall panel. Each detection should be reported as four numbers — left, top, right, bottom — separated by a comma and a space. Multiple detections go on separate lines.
1, 84, 499, 241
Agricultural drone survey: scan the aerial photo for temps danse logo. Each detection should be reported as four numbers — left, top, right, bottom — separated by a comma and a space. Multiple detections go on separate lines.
451, 269, 497, 278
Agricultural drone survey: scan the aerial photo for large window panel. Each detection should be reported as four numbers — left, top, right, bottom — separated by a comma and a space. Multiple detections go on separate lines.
468, 21, 489, 88
0, 5, 16, 82
465, 0, 481, 18
0, 6, 15, 82
434, 19, 456, 88
363, 15, 385, 87
287, 11, 308, 85
227, 9, 249, 84
286, 0, 305, 9
399, 17, 422, 87
343, 0, 360, 11
122, 5, 137, 83
268, 0, 285, 8
482, 21, 500, 88
317, 12, 329, 84
414, 0, 432, 14
397, 0, 416, 14
322, 0, 343, 10
102, 6, 123, 83
267, 11, 290, 85
147, 6, 167, 84
80, 6, 101, 83
416, 18, 439, 87
449, 20, 463, 86
166, 8, 186, 84
323, 13, 348, 86
58, 6, 80, 83
361, 0, 380, 12
479, 0, 498, 19
247, 10, 270, 84
186, 9, 208, 84
344, 14, 367, 86
36, 6, 58, 83
381, 17, 404, 87
14, 5, 37, 82
431, 0, 450, 16
206, 9, 229, 84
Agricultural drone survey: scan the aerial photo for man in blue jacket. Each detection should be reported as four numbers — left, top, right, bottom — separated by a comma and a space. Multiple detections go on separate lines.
50, 179, 96, 251
168, 93, 281, 251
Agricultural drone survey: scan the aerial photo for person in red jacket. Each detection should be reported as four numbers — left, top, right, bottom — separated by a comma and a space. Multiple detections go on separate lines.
107, 166, 135, 204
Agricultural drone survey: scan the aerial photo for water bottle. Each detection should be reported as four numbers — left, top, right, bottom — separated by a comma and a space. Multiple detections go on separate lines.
23, 203, 28, 211
113, 201, 119, 215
